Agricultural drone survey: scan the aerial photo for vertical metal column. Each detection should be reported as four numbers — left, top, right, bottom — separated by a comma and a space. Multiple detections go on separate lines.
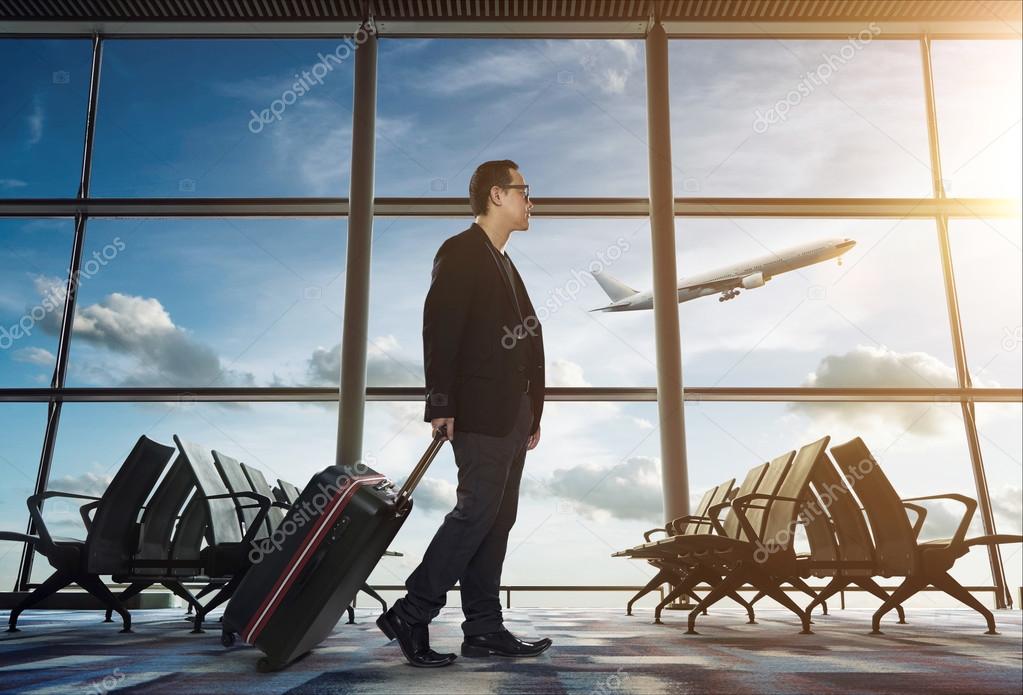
336, 19, 378, 471
919, 35, 1009, 608
16, 34, 103, 591
646, 15, 689, 523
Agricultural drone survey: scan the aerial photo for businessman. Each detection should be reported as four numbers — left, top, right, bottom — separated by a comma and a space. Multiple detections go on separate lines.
377, 160, 550, 667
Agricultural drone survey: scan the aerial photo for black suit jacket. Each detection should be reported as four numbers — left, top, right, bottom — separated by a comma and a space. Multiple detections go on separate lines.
423, 222, 545, 437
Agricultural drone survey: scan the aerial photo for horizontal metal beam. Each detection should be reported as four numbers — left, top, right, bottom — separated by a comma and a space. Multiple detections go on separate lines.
1, 19, 1020, 39
1, 387, 1019, 403
0, 197, 1018, 219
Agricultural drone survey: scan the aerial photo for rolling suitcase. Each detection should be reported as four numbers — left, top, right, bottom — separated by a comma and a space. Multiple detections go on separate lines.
221, 427, 448, 672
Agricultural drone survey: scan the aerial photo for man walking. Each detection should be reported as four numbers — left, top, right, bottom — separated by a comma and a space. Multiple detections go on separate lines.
377, 160, 550, 667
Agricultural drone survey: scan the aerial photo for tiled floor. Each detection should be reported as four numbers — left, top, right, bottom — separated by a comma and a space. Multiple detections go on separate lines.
0, 607, 1020, 694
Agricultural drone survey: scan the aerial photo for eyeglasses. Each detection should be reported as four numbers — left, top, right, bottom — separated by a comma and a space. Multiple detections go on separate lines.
500, 184, 530, 201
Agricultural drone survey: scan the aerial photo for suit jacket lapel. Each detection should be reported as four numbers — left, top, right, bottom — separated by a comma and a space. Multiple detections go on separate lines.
476, 225, 524, 321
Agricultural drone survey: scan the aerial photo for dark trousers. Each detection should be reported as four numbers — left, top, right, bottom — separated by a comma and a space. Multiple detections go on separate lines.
392, 391, 533, 637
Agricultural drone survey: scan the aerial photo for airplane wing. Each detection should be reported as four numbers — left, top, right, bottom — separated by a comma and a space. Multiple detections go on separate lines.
677, 275, 744, 294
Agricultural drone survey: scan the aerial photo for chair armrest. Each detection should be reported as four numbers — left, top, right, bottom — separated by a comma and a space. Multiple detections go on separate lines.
206, 492, 271, 547
79, 500, 102, 532
901, 493, 976, 548
0, 531, 37, 545
705, 501, 735, 536
25, 491, 100, 548
902, 502, 928, 539
643, 527, 670, 542
728, 493, 804, 545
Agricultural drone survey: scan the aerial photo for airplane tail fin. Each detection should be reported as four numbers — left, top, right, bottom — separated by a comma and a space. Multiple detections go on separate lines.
590, 269, 637, 302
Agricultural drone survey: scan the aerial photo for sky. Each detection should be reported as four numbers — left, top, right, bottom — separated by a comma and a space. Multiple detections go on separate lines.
0, 36, 1020, 606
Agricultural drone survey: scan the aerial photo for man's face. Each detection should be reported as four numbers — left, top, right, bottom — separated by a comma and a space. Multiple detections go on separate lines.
493, 169, 534, 231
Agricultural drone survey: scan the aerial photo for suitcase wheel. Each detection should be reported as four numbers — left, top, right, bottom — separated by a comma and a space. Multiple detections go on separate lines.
220, 630, 236, 647
257, 657, 281, 673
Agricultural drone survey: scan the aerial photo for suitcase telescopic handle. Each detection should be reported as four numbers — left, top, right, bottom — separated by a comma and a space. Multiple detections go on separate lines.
395, 425, 448, 508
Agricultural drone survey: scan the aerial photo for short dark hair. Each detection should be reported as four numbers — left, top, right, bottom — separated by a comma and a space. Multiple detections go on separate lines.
469, 159, 519, 216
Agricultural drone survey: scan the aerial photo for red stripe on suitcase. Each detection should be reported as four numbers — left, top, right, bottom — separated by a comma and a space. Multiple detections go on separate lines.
242, 474, 388, 644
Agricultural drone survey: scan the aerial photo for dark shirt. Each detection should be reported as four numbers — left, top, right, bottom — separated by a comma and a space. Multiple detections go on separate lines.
481, 233, 536, 372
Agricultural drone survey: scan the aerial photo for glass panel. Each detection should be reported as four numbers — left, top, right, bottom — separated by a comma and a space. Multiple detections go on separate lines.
364, 400, 663, 608
0, 218, 74, 386
0, 405, 46, 591
669, 39, 931, 197
33, 401, 338, 583
0, 39, 92, 198
931, 40, 1023, 199
64, 218, 346, 387
949, 217, 1023, 388
91, 39, 355, 197
677, 218, 953, 387
975, 403, 1022, 600
376, 39, 648, 197
369, 218, 657, 388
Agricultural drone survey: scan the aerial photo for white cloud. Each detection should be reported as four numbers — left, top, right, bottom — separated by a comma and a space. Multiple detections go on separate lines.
12, 347, 54, 366
547, 358, 590, 387
398, 476, 457, 514
27, 96, 43, 146
526, 455, 664, 523
790, 345, 982, 437
306, 335, 423, 386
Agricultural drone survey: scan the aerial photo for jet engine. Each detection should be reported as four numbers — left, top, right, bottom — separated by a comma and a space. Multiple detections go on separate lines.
741, 272, 766, 289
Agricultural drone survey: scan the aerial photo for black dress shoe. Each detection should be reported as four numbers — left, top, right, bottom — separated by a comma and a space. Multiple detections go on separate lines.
461, 629, 552, 657
376, 608, 457, 668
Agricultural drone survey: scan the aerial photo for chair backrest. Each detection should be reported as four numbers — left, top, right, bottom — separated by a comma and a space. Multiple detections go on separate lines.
736, 450, 797, 542
676, 478, 735, 536
759, 436, 831, 558
241, 463, 285, 531
212, 450, 269, 540
173, 436, 243, 545
277, 479, 302, 505
85, 436, 177, 573
134, 456, 196, 575
809, 451, 875, 571
679, 486, 717, 535
169, 493, 207, 575
829, 437, 916, 576
720, 461, 771, 540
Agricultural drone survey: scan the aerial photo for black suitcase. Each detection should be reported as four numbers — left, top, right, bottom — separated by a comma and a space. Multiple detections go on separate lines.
221, 427, 447, 672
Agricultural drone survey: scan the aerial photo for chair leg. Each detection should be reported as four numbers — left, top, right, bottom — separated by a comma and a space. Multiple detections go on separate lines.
346, 604, 356, 624
789, 576, 826, 614
77, 575, 132, 633
725, 590, 757, 624
747, 571, 813, 634
193, 575, 243, 634
871, 577, 924, 635
627, 568, 672, 616
856, 577, 906, 624
106, 581, 151, 622
360, 584, 388, 613
685, 567, 747, 635
653, 584, 686, 625
6, 570, 74, 632
804, 576, 847, 619
161, 581, 205, 626
748, 590, 766, 607
929, 571, 998, 635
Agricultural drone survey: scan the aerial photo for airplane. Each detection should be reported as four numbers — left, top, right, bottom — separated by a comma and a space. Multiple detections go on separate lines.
589, 237, 856, 312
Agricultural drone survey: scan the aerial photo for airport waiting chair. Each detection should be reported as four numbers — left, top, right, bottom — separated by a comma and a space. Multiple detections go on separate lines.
619, 478, 735, 616
617, 453, 794, 625
0, 436, 176, 632
213, 450, 275, 540
170, 436, 271, 633
274, 478, 303, 506
823, 437, 1023, 634
239, 463, 288, 531
667, 437, 833, 634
